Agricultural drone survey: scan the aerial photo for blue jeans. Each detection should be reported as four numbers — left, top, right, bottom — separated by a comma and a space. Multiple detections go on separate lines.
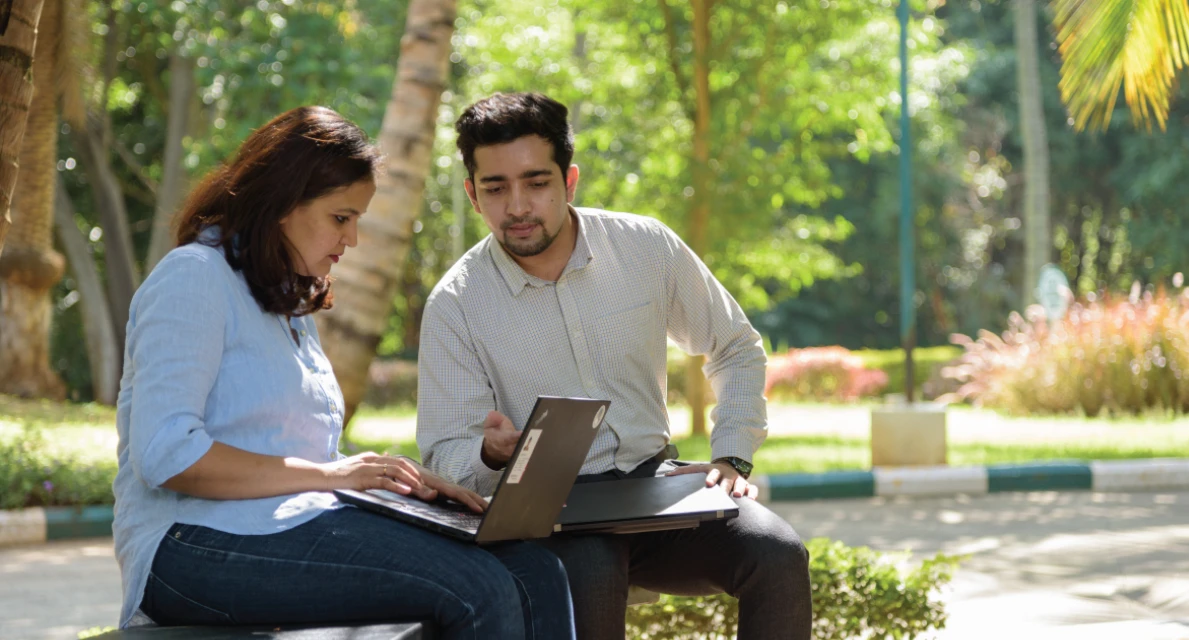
141, 506, 575, 640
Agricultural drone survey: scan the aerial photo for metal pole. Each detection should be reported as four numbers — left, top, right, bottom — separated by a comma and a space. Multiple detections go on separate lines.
898, 0, 916, 403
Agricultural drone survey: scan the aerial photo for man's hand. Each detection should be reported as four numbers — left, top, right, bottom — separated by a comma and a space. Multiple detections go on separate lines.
480, 410, 520, 470
666, 462, 758, 499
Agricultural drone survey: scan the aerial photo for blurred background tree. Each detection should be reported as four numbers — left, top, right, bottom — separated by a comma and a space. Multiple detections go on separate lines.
9, 0, 1187, 425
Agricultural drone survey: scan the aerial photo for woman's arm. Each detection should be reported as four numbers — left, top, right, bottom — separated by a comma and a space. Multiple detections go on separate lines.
162, 443, 488, 512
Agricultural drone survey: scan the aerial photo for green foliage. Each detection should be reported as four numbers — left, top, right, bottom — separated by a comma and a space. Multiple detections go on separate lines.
808, 539, 960, 640
77, 627, 116, 639
625, 538, 960, 640
853, 346, 962, 398
944, 287, 1189, 416
0, 427, 116, 510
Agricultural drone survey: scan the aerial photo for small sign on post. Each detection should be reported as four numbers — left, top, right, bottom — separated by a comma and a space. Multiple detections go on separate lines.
1036, 263, 1072, 322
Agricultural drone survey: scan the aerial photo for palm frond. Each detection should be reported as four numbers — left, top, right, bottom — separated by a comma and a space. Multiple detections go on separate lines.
1052, 0, 1189, 131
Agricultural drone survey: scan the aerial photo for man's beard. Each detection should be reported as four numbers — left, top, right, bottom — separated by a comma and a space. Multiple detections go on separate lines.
499, 216, 560, 257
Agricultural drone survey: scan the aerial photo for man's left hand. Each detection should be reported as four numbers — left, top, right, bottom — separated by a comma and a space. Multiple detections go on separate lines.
666, 462, 758, 500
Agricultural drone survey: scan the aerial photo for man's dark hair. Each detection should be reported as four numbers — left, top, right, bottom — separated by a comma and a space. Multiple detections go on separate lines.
455, 92, 574, 180
175, 106, 381, 316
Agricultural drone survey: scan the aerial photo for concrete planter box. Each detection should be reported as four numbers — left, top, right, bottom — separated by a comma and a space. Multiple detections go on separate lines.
870, 403, 947, 467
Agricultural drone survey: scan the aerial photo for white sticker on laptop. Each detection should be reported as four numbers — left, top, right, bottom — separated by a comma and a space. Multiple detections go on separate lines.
505, 429, 543, 484
593, 405, 606, 429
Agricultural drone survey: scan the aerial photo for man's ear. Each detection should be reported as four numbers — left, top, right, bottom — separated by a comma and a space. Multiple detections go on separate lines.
463, 178, 481, 212
565, 165, 580, 203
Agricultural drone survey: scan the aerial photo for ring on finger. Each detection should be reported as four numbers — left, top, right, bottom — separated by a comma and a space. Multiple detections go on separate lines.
382, 464, 388, 477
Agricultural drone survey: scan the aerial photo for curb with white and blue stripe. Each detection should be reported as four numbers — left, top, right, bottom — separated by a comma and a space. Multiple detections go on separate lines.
750, 458, 1189, 502
4, 459, 1189, 546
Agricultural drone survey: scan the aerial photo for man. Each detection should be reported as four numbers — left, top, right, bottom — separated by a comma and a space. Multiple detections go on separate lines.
417, 92, 811, 639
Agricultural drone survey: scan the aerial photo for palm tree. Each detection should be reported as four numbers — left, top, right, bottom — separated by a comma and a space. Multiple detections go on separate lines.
1052, 0, 1189, 131
316, 0, 457, 425
1016, 0, 1052, 305
0, 0, 47, 252
0, 0, 81, 399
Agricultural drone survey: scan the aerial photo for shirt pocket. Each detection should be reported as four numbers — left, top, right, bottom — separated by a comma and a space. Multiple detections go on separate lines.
586, 300, 658, 381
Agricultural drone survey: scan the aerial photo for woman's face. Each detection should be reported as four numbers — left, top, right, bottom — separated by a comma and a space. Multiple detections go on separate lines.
279, 178, 376, 277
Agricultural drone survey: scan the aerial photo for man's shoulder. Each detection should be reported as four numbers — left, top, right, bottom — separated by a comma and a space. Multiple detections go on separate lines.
576, 208, 677, 250
426, 237, 497, 307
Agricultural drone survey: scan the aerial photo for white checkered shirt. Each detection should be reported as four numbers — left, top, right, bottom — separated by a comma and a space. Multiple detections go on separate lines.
416, 207, 768, 495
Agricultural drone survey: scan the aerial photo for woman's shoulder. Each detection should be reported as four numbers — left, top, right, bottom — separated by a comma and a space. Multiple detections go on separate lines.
153, 242, 232, 278
134, 242, 237, 308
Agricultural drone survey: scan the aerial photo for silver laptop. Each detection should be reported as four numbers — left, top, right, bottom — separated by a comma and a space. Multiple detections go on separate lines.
335, 396, 610, 544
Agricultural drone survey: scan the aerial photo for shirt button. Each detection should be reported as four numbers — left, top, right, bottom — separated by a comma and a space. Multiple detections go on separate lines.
300, 330, 307, 336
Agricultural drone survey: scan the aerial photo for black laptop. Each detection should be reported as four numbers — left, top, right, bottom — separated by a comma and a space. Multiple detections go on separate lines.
335, 396, 611, 544
555, 472, 740, 534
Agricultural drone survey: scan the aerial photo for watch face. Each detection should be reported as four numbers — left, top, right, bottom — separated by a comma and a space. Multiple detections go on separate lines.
718, 457, 752, 477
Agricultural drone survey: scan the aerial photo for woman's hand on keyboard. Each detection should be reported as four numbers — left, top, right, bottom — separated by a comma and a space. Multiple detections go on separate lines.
321, 452, 487, 513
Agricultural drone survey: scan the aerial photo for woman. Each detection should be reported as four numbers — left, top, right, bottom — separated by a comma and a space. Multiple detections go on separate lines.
112, 106, 575, 638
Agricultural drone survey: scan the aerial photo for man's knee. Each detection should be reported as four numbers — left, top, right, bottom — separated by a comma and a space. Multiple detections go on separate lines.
734, 501, 810, 582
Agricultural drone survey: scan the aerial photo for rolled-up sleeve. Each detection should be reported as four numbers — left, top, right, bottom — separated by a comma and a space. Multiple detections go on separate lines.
125, 251, 223, 488
416, 290, 505, 495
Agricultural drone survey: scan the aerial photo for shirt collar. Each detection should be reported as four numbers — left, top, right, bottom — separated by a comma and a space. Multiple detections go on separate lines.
487, 205, 594, 296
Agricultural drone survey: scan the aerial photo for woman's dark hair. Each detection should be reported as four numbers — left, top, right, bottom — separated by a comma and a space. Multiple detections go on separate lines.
455, 92, 574, 180
175, 106, 381, 316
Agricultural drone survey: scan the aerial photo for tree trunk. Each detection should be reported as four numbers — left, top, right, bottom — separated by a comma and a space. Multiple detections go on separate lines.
1015, 0, 1051, 305
685, 0, 712, 437
71, 114, 139, 356
0, 0, 64, 399
54, 174, 117, 404
0, 0, 47, 252
316, 0, 456, 428
146, 52, 194, 271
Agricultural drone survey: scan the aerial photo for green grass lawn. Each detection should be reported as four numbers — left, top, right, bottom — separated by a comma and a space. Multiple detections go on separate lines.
4, 393, 1189, 509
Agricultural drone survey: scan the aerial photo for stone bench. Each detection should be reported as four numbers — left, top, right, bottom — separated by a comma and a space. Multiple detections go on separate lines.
90, 588, 658, 638
92, 622, 433, 639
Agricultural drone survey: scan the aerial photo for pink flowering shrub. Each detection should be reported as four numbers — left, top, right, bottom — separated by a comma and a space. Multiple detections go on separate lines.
942, 286, 1189, 416
765, 346, 889, 402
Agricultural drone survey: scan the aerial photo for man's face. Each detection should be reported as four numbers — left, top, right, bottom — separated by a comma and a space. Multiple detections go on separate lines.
465, 135, 578, 259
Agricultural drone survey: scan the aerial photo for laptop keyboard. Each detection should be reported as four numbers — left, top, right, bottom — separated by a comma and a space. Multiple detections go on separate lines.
368, 489, 483, 532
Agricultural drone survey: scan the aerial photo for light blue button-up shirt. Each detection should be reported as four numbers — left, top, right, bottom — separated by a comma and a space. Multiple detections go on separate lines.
113, 232, 346, 627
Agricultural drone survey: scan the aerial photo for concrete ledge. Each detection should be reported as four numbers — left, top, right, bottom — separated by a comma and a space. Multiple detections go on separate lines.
0, 506, 46, 546
874, 465, 988, 497
0, 505, 113, 547
767, 458, 1189, 503
46, 505, 114, 540
987, 463, 1093, 492
769, 470, 875, 501
1090, 458, 1189, 491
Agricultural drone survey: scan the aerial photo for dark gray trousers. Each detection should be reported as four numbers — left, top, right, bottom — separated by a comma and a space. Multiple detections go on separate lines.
537, 460, 812, 640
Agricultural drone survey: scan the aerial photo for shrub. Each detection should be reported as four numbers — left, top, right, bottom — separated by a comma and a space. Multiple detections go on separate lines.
364, 358, 420, 408
765, 347, 889, 402
626, 537, 959, 639
0, 428, 116, 510
943, 287, 1189, 416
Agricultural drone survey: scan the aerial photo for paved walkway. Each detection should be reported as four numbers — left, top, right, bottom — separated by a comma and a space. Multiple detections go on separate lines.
772, 490, 1189, 640
4, 490, 1188, 639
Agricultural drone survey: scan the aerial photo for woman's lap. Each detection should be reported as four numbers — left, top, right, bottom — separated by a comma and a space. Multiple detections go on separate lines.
142, 506, 573, 639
